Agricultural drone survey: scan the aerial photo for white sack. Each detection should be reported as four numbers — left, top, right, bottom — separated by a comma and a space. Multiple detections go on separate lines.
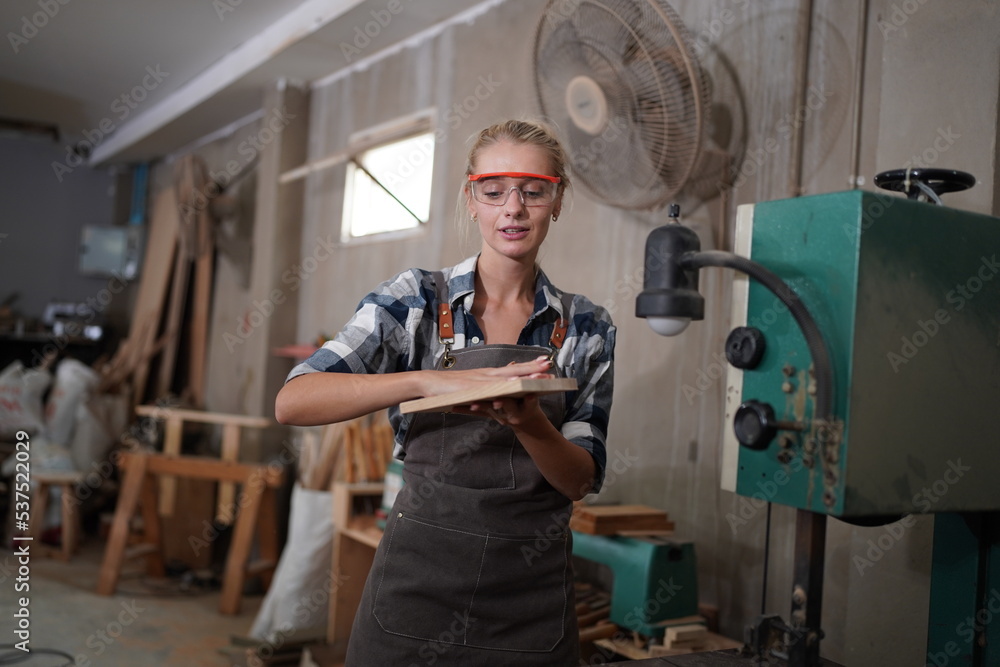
0, 361, 51, 438
69, 392, 126, 473
45, 358, 99, 447
249, 484, 334, 641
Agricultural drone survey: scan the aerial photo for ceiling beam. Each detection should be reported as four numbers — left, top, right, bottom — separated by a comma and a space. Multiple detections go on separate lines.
89, 0, 366, 166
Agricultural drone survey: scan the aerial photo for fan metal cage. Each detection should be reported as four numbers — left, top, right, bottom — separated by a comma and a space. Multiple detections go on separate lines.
534, 0, 711, 210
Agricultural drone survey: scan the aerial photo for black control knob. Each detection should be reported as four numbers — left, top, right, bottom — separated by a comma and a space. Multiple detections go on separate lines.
726, 326, 766, 369
734, 400, 777, 449
734, 400, 806, 450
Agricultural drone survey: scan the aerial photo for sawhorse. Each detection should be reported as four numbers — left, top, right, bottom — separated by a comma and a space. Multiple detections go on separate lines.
96, 451, 283, 615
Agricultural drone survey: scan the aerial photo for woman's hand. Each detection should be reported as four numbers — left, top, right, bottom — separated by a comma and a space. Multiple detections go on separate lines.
427, 355, 553, 426
418, 355, 554, 398
460, 395, 546, 427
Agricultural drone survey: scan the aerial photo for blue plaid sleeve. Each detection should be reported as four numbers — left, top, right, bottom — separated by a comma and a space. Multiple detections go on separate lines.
558, 297, 616, 493
286, 269, 431, 380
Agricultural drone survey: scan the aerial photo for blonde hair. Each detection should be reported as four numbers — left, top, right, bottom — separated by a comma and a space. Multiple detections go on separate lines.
455, 119, 571, 248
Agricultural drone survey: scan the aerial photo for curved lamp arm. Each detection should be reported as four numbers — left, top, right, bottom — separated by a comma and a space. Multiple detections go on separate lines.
680, 250, 834, 424
634, 224, 835, 424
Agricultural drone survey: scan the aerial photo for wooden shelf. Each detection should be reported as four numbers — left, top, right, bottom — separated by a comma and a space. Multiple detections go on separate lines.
328, 482, 386, 648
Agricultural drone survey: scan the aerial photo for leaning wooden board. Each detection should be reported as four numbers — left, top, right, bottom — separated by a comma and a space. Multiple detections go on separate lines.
400, 377, 578, 414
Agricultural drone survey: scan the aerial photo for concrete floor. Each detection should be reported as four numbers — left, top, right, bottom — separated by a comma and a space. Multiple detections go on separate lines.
0, 539, 267, 666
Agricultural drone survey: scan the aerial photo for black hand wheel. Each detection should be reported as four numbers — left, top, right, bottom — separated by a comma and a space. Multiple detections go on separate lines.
873, 168, 976, 202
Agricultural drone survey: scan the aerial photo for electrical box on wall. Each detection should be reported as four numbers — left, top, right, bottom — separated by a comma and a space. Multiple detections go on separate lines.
722, 191, 1000, 518
79, 225, 143, 279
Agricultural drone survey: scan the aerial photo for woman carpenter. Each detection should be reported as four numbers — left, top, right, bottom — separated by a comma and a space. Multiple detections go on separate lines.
275, 118, 615, 666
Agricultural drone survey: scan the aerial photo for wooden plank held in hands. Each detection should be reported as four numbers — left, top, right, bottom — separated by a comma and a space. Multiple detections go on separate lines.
400, 377, 577, 414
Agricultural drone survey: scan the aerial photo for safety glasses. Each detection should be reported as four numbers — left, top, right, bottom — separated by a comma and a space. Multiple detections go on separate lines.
468, 172, 561, 207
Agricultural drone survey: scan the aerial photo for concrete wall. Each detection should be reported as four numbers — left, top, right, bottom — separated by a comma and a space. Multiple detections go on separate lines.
198, 0, 999, 663
0, 135, 125, 333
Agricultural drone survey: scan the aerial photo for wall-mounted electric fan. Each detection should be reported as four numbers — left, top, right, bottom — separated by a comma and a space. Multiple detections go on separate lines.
533, 0, 712, 210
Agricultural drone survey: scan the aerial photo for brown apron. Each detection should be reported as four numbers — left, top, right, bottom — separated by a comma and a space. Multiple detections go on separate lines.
345, 275, 579, 666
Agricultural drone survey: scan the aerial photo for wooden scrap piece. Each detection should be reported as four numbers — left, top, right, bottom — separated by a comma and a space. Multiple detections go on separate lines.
570, 504, 674, 535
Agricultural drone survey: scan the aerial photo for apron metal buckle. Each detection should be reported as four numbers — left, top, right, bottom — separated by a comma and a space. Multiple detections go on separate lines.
441, 338, 456, 368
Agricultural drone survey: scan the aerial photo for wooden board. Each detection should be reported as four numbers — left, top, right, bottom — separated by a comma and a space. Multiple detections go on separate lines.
570, 504, 674, 535
594, 631, 741, 660
99, 187, 178, 398
399, 377, 578, 414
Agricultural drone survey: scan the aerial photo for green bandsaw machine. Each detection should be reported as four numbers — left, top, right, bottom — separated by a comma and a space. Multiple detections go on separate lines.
632, 169, 1000, 666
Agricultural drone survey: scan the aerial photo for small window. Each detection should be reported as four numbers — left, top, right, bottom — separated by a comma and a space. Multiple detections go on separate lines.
342, 129, 435, 241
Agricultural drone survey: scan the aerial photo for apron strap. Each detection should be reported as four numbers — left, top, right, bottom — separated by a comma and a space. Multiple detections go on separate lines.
547, 291, 573, 361
433, 272, 573, 365
432, 271, 456, 368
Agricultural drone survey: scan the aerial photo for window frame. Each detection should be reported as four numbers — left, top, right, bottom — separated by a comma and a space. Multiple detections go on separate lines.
339, 110, 437, 246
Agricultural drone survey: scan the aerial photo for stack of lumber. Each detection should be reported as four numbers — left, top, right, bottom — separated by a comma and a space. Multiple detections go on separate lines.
659, 623, 709, 651
592, 613, 742, 659
575, 582, 619, 643
97, 187, 179, 405
570, 504, 675, 535
98, 154, 216, 410
297, 410, 394, 489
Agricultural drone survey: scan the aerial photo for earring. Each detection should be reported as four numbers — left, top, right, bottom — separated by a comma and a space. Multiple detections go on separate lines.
552, 213, 559, 222
472, 213, 478, 223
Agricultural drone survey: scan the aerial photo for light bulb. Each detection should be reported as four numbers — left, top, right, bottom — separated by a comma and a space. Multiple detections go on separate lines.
646, 317, 691, 337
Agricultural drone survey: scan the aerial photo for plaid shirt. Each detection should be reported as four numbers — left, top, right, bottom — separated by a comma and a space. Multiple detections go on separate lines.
287, 255, 616, 490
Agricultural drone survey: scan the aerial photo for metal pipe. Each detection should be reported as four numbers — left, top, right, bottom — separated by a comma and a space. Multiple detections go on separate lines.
788, 0, 815, 198
849, 0, 871, 189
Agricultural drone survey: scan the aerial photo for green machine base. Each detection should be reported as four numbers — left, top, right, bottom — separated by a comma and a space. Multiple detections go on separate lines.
572, 532, 698, 638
